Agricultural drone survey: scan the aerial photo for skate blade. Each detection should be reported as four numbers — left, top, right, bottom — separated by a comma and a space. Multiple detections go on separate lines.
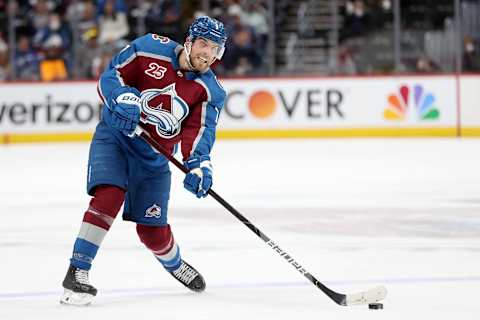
60, 289, 95, 306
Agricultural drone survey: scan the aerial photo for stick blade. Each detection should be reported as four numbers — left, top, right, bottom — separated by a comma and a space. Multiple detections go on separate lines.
345, 286, 387, 306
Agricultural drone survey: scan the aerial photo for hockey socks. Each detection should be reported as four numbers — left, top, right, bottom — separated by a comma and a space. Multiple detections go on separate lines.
70, 185, 125, 270
136, 224, 205, 292
136, 224, 181, 271
62, 186, 125, 305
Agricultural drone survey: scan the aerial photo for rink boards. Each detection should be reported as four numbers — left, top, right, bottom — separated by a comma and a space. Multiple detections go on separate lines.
0, 74, 479, 143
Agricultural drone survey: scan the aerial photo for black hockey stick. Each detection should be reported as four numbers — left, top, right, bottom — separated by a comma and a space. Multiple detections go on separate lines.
137, 126, 387, 306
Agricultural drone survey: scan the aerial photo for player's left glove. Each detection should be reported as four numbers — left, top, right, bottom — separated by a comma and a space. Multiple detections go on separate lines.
183, 155, 213, 198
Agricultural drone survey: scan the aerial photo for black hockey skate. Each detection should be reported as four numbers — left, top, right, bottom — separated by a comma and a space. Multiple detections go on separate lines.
170, 260, 206, 292
60, 265, 97, 306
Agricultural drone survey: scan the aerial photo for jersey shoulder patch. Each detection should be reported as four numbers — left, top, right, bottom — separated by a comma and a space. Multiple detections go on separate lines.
132, 33, 182, 62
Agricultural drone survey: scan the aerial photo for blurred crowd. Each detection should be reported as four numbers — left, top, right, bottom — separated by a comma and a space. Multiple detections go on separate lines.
205, 0, 270, 76
0, 0, 270, 81
336, 0, 480, 74
0, 0, 478, 81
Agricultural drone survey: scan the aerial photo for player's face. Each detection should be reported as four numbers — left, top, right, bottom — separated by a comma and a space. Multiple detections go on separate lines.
190, 38, 220, 72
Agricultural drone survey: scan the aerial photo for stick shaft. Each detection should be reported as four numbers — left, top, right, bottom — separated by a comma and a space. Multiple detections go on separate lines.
139, 129, 346, 305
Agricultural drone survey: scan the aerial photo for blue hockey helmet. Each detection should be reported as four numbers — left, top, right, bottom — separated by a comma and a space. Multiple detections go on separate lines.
188, 16, 227, 59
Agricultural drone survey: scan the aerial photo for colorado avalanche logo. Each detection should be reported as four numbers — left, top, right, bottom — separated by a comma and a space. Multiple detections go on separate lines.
145, 204, 162, 219
140, 84, 189, 138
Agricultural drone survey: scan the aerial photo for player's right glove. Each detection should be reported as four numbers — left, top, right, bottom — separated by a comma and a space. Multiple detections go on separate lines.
183, 155, 213, 198
105, 86, 141, 136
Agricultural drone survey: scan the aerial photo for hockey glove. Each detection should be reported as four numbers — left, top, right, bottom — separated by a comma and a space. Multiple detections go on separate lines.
183, 155, 213, 198
106, 86, 141, 136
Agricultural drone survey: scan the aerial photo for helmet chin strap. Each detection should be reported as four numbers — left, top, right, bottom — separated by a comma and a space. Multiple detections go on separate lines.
184, 40, 196, 71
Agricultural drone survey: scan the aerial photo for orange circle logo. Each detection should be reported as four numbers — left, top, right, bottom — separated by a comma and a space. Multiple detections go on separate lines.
248, 91, 276, 118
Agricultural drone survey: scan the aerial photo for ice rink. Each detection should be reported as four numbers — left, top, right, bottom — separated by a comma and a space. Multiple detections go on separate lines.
1, 138, 480, 320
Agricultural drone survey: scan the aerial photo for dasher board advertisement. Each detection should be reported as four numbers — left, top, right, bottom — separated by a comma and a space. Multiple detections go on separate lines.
219, 76, 457, 129
0, 82, 101, 133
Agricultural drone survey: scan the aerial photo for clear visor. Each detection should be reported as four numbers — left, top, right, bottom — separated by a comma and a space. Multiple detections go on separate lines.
216, 45, 225, 59
195, 36, 225, 60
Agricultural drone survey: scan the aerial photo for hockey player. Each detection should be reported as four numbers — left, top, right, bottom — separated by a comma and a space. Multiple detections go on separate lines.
60, 16, 227, 306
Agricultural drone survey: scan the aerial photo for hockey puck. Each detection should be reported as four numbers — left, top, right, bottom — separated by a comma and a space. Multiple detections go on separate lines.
368, 303, 383, 310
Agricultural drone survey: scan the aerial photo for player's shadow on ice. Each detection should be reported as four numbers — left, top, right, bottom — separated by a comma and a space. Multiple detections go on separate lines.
93, 287, 210, 307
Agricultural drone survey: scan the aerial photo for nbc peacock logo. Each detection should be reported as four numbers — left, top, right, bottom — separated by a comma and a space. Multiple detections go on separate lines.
384, 84, 440, 121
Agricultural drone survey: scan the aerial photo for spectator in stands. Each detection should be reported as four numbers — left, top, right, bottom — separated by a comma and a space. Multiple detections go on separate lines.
216, 0, 245, 35
28, 0, 53, 34
342, 0, 372, 40
463, 36, 480, 72
145, 0, 182, 42
223, 0, 244, 15
39, 34, 68, 81
415, 54, 440, 73
223, 25, 261, 75
241, 1, 269, 54
0, 38, 10, 81
98, 0, 129, 45
33, 12, 71, 52
33, 11, 72, 72
67, 0, 98, 40
14, 35, 40, 80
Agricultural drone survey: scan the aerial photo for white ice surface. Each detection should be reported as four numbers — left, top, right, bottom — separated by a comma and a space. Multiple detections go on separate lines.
1, 138, 480, 319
